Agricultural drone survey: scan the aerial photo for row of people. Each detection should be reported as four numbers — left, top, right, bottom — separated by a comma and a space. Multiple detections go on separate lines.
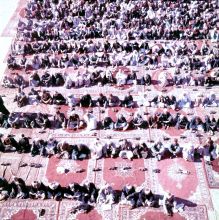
0, 176, 183, 216
11, 38, 218, 57
1, 109, 218, 135
4, 69, 219, 91
0, 133, 218, 163
18, 0, 219, 41
6, 48, 219, 71
14, 88, 219, 110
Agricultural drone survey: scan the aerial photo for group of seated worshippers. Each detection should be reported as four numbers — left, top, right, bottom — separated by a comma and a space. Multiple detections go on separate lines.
1, 133, 218, 163
17, 0, 218, 42
0, 176, 184, 216
13, 87, 219, 110
0, 134, 90, 159
8, 0, 219, 73
7, 42, 219, 73
1, 109, 219, 135
5, 69, 150, 89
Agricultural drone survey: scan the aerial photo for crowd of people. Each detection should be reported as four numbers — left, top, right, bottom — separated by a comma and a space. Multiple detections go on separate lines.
0, 0, 219, 216
12, 88, 218, 110
0, 176, 184, 216
0, 133, 218, 164
1, 108, 218, 135
15, 0, 218, 42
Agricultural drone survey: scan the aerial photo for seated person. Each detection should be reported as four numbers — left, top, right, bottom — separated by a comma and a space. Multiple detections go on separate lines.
166, 95, 177, 110
162, 192, 184, 216
0, 178, 10, 201
76, 144, 91, 160
41, 90, 53, 104
47, 182, 62, 201
183, 143, 195, 162
96, 93, 107, 107
106, 94, 121, 107
158, 109, 173, 129
83, 182, 99, 203
122, 92, 135, 108
3, 134, 19, 152
151, 141, 166, 161
133, 141, 149, 159
53, 110, 66, 129
83, 111, 97, 131
137, 188, 156, 207
35, 113, 51, 129
200, 137, 216, 163
212, 144, 219, 160
0, 134, 5, 152
116, 69, 127, 86
97, 184, 117, 205
189, 116, 204, 132
53, 72, 65, 86
28, 88, 40, 105
7, 54, 17, 69
42, 137, 57, 157
7, 112, 21, 128
202, 92, 218, 107
114, 114, 129, 131
175, 114, 189, 130
67, 111, 85, 130
0, 112, 8, 128
41, 71, 54, 87
52, 91, 66, 105
14, 89, 28, 107
22, 113, 36, 128
148, 113, 160, 129
120, 184, 137, 209
64, 182, 83, 200
18, 134, 31, 153
67, 94, 79, 107
91, 138, 106, 160
31, 138, 45, 157
29, 71, 41, 87
2, 76, 15, 88
57, 141, 72, 159
102, 115, 114, 130
139, 73, 151, 86
203, 115, 218, 135
131, 112, 147, 129
118, 139, 134, 160
127, 71, 137, 85
177, 93, 192, 109
80, 92, 93, 107
10, 177, 28, 199
168, 138, 181, 158
29, 181, 47, 199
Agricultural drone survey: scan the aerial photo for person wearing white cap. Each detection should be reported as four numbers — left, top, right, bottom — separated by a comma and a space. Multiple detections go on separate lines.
183, 143, 195, 162
47, 181, 62, 201
137, 188, 156, 207
168, 138, 181, 158
83, 111, 97, 131
162, 191, 175, 216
